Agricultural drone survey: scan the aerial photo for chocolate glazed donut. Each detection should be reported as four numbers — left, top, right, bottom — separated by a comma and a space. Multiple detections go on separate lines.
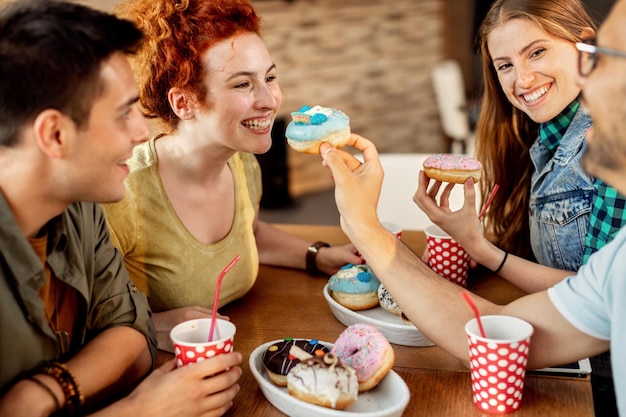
262, 338, 329, 386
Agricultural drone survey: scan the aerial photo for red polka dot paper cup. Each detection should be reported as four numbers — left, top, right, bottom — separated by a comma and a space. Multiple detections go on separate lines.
465, 315, 534, 414
170, 318, 236, 367
425, 225, 470, 287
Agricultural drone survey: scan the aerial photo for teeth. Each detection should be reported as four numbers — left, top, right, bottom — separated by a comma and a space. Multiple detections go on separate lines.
242, 118, 271, 130
523, 86, 549, 103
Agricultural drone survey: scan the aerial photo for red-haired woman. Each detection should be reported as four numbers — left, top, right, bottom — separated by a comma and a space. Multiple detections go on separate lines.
103, 0, 362, 351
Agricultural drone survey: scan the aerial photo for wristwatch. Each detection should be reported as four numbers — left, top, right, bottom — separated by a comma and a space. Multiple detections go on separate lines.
306, 241, 331, 275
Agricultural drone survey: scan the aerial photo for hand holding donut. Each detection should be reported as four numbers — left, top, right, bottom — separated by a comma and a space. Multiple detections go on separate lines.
320, 135, 385, 242
414, 170, 486, 261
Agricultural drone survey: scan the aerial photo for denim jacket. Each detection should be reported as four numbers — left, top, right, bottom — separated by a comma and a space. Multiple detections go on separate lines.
528, 110, 593, 271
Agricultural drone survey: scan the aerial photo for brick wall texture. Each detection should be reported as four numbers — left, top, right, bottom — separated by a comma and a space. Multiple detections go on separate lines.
81, 0, 449, 196
254, 0, 447, 195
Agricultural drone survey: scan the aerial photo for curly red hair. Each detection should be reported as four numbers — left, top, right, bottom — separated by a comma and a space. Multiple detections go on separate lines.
115, 0, 260, 132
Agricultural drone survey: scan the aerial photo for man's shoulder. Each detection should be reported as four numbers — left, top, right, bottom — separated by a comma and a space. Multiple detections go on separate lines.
65, 201, 100, 216
61, 202, 105, 235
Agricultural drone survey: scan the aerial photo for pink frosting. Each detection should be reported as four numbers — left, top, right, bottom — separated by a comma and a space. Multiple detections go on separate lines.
423, 154, 482, 170
331, 323, 389, 382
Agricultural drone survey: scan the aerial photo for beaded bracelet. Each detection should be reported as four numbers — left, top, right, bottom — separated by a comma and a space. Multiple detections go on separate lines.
36, 361, 84, 416
26, 375, 61, 412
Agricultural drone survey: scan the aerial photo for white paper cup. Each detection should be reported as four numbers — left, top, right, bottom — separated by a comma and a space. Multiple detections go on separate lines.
465, 315, 534, 414
170, 318, 236, 367
382, 221, 403, 240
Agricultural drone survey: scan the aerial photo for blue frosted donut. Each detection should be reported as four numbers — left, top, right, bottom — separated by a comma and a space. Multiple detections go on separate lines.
328, 264, 381, 310
285, 105, 350, 154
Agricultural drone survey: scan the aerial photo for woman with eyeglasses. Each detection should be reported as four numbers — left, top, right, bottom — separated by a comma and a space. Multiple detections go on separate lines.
414, 0, 623, 415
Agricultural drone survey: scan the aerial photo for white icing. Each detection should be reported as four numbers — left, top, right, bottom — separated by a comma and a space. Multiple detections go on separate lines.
287, 363, 358, 408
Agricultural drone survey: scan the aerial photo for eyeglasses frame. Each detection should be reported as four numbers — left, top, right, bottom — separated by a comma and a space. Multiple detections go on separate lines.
576, 40, 626, 76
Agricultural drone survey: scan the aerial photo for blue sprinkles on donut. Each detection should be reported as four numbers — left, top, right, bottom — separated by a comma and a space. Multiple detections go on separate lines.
285, 105, 350, 143
290, 105, 329, 125
329, 264, 380, 293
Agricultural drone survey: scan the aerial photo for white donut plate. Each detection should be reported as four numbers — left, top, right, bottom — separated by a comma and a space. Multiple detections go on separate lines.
250, 340, 410, 417
323, 284, 435, 347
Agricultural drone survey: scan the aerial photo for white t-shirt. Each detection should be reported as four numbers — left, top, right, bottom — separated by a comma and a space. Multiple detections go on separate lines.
548, 226, 626, 414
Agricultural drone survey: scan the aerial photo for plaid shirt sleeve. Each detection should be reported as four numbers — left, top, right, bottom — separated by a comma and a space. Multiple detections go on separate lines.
583, 179, 626, 263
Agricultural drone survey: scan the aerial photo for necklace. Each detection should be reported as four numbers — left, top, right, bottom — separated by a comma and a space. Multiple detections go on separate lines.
52, 281, 70, 355
42, 276, 70, 355
32, 232, 70, 354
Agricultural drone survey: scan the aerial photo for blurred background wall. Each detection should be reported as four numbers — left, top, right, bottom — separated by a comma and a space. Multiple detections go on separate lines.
77, 0, 614, 203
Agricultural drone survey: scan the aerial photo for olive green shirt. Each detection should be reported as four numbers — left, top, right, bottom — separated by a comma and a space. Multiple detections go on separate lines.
0, 194, 157, 392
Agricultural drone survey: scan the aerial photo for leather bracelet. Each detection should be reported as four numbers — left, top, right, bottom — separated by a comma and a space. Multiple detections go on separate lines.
37, 362, 84, 416
493, 251, 509, 274
306, 241, 331, 275
26, 375, 61, 412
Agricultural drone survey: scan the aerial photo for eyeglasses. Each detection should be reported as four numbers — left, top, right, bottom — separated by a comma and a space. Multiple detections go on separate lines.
576, 38, 626, 77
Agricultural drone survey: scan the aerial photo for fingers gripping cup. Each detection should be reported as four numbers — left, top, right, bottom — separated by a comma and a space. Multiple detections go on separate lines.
170, 318, 236, 367
425, 225, 470, 287
465, 315, 534, 414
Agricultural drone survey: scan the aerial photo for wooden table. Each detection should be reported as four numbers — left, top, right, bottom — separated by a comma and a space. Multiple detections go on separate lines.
158, 225, 594, 416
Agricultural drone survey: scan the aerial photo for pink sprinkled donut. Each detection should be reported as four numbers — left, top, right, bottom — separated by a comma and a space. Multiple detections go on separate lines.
331, 323, 394, 392
423, 153, 482, 184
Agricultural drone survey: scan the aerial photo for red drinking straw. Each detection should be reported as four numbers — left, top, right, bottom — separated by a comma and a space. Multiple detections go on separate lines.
478, 184, 500, 219
462, 291, 487, 338
208, 254, 241, 342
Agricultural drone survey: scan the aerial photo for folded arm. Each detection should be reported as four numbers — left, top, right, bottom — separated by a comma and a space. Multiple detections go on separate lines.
0, 327, 151, 417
